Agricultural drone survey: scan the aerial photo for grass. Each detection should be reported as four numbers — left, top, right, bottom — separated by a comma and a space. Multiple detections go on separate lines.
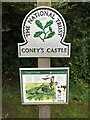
2, 84, 38, 118
2, 82, 89, 119
51, 100, 88, 118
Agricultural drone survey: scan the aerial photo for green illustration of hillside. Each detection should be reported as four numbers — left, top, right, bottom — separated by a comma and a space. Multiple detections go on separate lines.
26, 83, 56, 101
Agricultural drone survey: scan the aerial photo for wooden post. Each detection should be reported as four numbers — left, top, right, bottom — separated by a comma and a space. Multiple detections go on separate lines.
37, 0, 51, 119
38, 59, 51, 119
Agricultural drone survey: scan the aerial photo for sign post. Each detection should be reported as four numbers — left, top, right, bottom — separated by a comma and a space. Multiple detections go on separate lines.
18, 0, 71, 119
37, 1, 51, 119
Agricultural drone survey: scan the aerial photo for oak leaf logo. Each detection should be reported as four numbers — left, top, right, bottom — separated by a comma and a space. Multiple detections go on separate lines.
34, 20, 55, 42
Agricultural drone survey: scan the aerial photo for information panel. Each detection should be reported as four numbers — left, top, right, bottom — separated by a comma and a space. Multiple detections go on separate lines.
20, 68, 69, 104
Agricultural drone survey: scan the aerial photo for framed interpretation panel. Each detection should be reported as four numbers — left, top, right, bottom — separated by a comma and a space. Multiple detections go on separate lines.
19, 68, 69, 104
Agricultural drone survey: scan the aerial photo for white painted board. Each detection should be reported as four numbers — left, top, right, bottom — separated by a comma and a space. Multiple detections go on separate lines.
18, 6, 71, 57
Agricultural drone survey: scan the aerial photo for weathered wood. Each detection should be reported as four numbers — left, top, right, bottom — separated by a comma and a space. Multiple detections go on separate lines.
37, 0, 51, 7
37, 0, 51, 119
39, 105, 50, 119
38, 58, 50, 68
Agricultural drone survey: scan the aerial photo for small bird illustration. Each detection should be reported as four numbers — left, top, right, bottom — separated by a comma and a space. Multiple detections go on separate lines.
55, 81, 58, 85
42, 77, 50, 80
49, 76, 54, 89
58, 89, 61, 94
57, 86, 60, 88
42, 75, 50, 80
61, 85, 66, 91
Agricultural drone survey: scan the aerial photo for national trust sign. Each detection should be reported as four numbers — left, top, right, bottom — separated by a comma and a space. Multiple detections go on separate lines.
18, 6, 71, 57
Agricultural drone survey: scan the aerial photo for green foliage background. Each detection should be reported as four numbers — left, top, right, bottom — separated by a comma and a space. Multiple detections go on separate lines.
2, 2, 90, 79
2, 2, 90, 119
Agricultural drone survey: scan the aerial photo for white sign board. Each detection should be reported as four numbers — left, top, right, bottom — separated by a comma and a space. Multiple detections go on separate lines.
19, 68, 69, 104
18, 6, 71, 57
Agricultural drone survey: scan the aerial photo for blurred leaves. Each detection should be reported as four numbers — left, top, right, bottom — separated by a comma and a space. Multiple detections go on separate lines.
51, 2, 90, 84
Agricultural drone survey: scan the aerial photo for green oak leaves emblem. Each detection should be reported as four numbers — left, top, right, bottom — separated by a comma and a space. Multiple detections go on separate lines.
34, 20, 55, 42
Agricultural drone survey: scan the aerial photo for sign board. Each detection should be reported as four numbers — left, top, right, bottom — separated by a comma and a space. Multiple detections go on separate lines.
19, 68, 69, 104
18, 6, 71, 57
